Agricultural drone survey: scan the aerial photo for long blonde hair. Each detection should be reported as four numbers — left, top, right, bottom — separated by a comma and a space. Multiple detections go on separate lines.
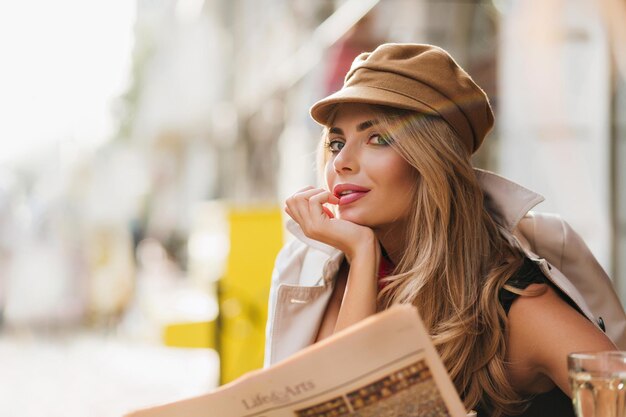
320, 104, 530, 416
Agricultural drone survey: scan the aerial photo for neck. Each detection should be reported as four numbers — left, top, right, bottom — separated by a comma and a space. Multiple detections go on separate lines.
374, 221, 407, 265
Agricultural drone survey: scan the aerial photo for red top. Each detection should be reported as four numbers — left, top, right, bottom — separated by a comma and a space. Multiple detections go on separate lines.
377, 255, 395, 290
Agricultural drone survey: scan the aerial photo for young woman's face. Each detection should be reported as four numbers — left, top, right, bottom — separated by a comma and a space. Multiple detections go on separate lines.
324, 103, 416, 230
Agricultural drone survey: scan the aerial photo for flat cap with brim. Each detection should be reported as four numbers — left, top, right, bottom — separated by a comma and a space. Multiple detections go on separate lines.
310, 43, 494, 154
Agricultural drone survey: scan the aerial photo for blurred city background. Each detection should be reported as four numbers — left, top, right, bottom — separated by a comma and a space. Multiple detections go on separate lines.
1, 0, 625, 416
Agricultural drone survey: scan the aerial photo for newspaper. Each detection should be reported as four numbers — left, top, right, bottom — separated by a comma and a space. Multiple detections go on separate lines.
125, 305, 469, 417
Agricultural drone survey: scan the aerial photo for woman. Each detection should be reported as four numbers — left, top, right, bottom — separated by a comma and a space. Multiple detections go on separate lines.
264, 44, 622, 416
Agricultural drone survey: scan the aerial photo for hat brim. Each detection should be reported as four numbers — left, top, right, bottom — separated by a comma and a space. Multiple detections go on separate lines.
309, 85, 439, 126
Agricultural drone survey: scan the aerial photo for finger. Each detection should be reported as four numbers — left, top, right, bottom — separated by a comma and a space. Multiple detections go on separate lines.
293, 187, 326, 201
286, 195, 317, 225
309, 191, 337, 219
285, 186, 317, 208
294, 185, 315, 193
287, 188, 327, 219
286, 188, 324, 210
284, 204, 305, 225
285, 188, 311, 218
308, 191, 339, 222
308, 190, 333, 210
303, 188, 339, 205
289, 190, 327, 233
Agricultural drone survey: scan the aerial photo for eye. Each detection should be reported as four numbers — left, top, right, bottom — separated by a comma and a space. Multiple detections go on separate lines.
325, 139, 345, 153
368, 134, 392, 146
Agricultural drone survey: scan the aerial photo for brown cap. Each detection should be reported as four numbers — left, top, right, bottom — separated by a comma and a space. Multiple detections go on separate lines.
310, 43, 494, 154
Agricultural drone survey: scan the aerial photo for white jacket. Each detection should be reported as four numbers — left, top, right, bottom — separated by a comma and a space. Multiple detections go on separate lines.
264, 170, 626, 367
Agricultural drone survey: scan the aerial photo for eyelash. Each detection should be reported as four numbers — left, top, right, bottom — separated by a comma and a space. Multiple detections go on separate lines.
324, 140, 343, 153
324, 134, 392, 154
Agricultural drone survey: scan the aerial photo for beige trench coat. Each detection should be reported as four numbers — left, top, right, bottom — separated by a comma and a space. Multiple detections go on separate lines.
264, 170, 626, 367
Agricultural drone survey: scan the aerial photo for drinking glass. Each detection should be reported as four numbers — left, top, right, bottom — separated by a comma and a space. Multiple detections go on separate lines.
568, 351, 626, 417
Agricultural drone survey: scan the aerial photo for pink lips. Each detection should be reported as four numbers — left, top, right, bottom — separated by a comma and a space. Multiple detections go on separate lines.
333, 183, 370, 206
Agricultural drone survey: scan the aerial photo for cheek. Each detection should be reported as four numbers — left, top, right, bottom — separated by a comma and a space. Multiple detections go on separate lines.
379, 155, 414, 185
384, 161, 416, 206
324, 161, 335, 189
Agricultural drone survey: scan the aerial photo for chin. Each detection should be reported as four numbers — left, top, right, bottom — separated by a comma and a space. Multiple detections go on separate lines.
337, 210, 371, 226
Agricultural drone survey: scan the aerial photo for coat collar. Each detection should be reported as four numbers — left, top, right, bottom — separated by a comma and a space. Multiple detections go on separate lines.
474, 169, 544, 231
287, 170, 544, 248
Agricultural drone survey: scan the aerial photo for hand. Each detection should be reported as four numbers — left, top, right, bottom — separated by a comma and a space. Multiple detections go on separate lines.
287, 187, 380, 334
284, 186, 376, 261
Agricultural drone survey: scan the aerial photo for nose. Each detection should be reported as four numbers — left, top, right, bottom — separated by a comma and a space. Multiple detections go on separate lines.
332, 142, 359, 173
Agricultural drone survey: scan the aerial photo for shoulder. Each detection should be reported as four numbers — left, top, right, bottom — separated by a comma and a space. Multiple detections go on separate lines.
507, 282, 598, 351
516, 212, 593, 268
505, 281, 616, 395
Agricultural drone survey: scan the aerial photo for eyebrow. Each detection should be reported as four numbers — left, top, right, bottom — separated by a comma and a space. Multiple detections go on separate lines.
329, 119, 379, 135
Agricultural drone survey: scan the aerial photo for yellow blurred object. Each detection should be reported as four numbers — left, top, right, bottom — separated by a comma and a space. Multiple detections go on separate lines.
219, 206, 283, 384
163, 321, 216, 349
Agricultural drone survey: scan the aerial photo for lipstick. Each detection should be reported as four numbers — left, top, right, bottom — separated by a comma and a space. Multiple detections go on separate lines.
333, 184, 370, 206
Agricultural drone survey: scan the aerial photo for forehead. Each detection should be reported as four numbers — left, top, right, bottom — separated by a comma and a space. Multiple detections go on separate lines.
329, 103, 379, 130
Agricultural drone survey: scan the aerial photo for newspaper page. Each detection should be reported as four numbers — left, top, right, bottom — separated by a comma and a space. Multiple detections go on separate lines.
125, 305, 468, 417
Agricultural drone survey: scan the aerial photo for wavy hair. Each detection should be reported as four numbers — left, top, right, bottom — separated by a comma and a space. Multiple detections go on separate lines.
319, 104, 534, 416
